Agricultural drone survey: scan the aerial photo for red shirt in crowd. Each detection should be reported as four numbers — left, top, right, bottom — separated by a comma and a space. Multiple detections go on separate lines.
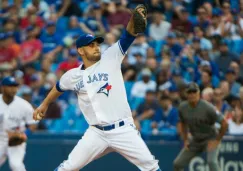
57, 60, 80, 72
20, 16, 45, 29
107, 10, 131, 28
0, 47, 16, 63
20, 39, 42, 62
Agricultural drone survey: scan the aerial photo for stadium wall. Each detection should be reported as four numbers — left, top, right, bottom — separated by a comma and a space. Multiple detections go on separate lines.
1, 133, 243, 171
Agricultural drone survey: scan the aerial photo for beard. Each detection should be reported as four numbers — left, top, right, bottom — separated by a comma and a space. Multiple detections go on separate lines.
84, 50, 101, 62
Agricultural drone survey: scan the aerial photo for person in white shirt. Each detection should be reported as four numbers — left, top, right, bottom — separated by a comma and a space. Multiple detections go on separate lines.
131, 68, 157, 99
0, 76, 36, 171
33, 6, 161, 171
228, 107, 243, 135
149, 12, 171, 41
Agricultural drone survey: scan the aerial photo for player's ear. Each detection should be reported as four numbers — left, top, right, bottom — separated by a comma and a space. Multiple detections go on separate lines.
77, 47, 84, 56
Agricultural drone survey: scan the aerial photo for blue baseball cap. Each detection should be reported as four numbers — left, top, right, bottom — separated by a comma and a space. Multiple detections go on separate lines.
69, 48, 78, 56
46, 21, 56, 27
76, 33, 104, 48
0, 33, 7, 40
1, 76, 19, 86
26, 26, 35, 32
93, 3, 101, 9
226, 68, 236, 75
167, 32, 176, 39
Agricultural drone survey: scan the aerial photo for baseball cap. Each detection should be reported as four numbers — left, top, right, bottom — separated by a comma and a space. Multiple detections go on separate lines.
1, 76, 19, 86
46, 21, 56, 27
26, 26, 35, 32
181, 8, 188, 13
226, 68, 236, 75
69, 48, 78, 56
172, 70, 181, 77
167, 32, 176, 39
186, 82, 200, 93
76, 33, 104, 48
200, 60, 210, 67
0, 33, 7, 40
141, 68, 152, 76
5, 31, 14, 38
192, 37, 200, 42
93, 3, 101, 9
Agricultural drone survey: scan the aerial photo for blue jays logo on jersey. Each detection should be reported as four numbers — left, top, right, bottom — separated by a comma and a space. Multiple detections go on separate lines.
97, 83, 112, 96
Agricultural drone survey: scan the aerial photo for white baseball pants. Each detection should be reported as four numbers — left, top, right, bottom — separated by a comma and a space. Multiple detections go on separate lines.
56, 118, 160, 171
0, 142, 26, 171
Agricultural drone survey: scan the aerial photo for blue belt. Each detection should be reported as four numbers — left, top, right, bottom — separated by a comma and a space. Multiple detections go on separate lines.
94, 121, 125, 131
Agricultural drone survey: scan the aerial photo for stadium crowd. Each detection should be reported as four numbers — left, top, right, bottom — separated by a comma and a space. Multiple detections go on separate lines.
0, 0, 243, 139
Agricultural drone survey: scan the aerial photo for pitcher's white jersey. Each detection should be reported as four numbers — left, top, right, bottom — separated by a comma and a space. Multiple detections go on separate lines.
57, 42, 132, 125
0, 95, 35, 142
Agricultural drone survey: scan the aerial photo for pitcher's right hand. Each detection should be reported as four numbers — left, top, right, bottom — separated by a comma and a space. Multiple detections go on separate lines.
33, 104, 48, 121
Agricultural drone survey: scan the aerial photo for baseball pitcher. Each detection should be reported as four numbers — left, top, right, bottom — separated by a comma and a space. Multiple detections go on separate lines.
33, 5, 162, 171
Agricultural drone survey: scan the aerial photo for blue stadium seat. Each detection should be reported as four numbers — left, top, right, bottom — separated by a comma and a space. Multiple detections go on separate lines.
130, 97, 144, 111
72, 118, 89, 133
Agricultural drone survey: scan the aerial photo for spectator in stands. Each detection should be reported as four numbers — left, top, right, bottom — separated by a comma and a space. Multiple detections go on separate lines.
149, 12, 171, 41
20, 26, 42, 68
219, 80, 230, 98
215, 41, 239, 75
134, 90, 159, 131
128, 34, 149, 64
240, 87, 243, 105
3, 19, 21, 43
198, 70, 215, 91
225, 69, 241, 97
131, 68, 156, 99
202, 87, 214, 103
228, 107, 243, 135
168, 86, 181, 107
65, 16, 84, 38
22, 84, 33, 101
156, 67, 171, 91
57, 48, 80, 77
194, 26, 212, 50
107, 0, 131, 29
40, 21, 63, 72
151, 95, 179, 135
26, 0, 51, 20
101, 32, 117, 52
222, 1, 233, 23
146, 57, 158, 77
133, 52, 146, 72
20, 6, 45, 29
229, 61, 243, 85
0, 33, 17, 70
207, 12, 224, 37
193, 7, 210, 30
29, 73, 44, 107
83, 3, 107, 36
5, 32, 20, 58
172, 8, 192, 34
147, 0, 164, 13
61, 0, 83, 17
165, 32, 182, 58
213, 88, 230, 115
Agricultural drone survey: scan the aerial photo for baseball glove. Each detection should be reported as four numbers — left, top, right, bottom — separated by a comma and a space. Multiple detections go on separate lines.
8, 135, 26, 147
133, 4, 147, 34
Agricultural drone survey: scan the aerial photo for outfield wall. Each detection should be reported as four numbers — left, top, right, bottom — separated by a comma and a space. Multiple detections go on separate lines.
1, 133, 243, 171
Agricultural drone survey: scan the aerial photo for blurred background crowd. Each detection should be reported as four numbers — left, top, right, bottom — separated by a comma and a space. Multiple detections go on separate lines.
0, 0, 243, 140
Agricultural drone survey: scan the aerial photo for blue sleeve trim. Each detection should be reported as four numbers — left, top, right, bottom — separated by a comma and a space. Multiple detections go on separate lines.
119, 30, 136, 54
56, 81, 65, 92
118, 41, 125, 55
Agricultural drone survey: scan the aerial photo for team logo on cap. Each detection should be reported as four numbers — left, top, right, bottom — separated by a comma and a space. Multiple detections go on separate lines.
86, 34, 93, 38
97, 83, 112, 97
